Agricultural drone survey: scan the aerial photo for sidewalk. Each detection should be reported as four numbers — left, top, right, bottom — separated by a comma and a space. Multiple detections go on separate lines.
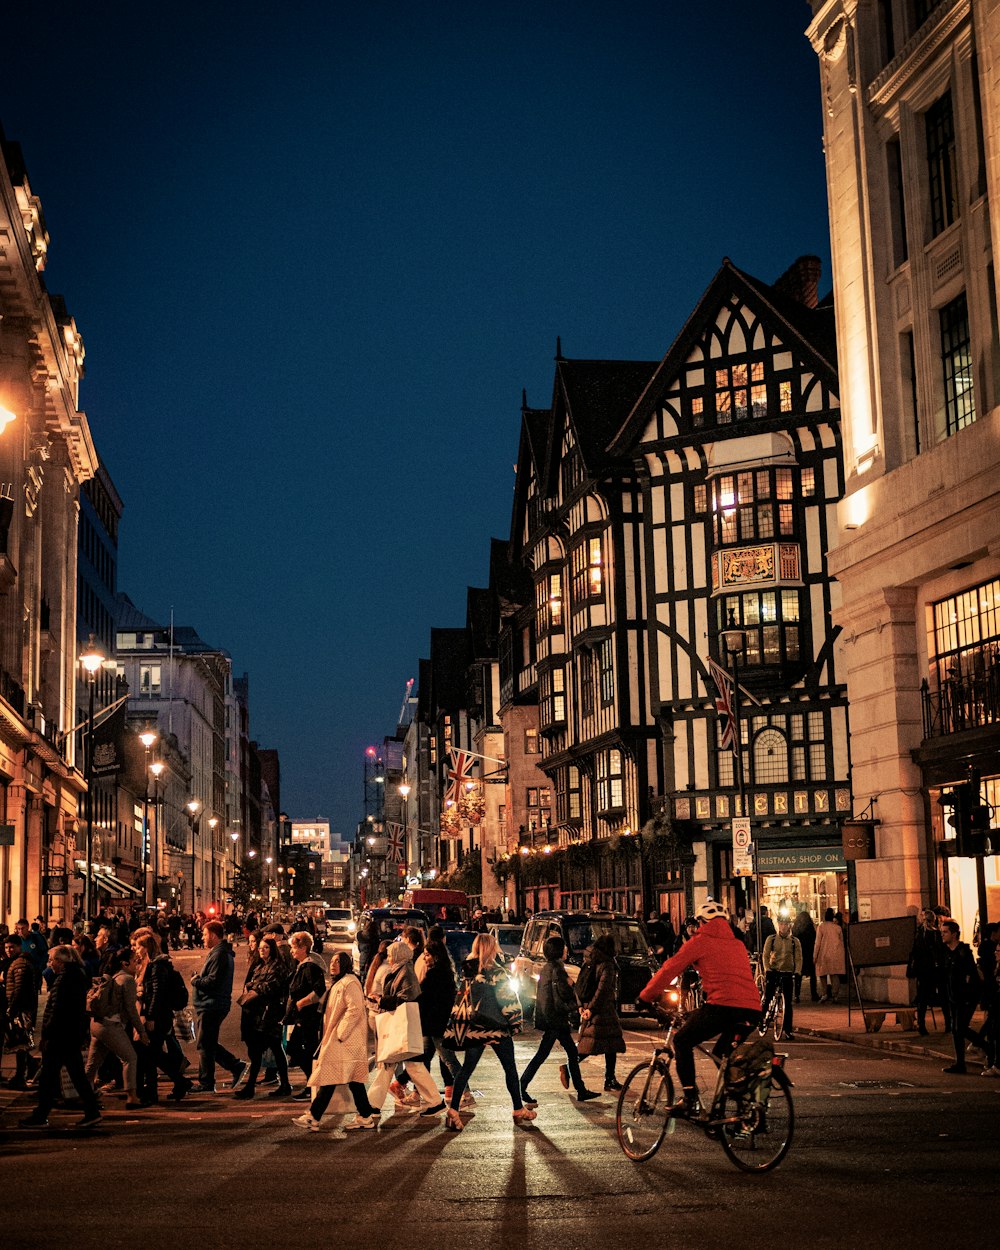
790, 996, 990, 1066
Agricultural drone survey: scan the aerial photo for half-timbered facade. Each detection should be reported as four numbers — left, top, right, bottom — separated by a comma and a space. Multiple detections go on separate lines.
505, 352, 659, 913
609, 258, 851, 929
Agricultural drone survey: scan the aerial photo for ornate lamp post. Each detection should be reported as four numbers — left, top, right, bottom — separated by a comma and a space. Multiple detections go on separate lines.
186, 799, 201, 913
720, 609, 758, 953
138, 728, 158, 904
208, 817, 219, 912
79, 635, 106, 926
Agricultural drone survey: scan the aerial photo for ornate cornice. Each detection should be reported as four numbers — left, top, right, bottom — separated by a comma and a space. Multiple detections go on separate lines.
868, 0, 970, 112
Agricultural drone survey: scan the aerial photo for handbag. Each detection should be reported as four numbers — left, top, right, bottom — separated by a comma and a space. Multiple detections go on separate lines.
4, 1012, 33, 1052
374, 1001, 423, 1064
173, 1006, 196, 1043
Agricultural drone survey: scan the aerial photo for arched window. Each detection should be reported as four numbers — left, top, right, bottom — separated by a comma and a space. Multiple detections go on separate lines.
753, 727, 789, 784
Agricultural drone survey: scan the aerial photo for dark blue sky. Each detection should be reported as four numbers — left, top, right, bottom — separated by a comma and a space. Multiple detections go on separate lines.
3, 2, 829, 838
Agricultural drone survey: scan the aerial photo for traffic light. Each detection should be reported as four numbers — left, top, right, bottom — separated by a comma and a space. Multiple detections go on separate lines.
941, 780, 994, 857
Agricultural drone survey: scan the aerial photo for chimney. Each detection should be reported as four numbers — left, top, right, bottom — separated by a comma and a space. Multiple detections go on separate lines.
773, 255, 822, 309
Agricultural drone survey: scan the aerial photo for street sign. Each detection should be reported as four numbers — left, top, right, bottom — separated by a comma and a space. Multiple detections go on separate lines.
732, 817, 753, 877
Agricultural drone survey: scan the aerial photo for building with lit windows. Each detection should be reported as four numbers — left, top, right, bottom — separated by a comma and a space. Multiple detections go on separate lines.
807, 0, 1000, 961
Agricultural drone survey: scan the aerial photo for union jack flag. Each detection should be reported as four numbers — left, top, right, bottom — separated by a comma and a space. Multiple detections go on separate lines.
386, 822, 405, 864
707, 657, 738, 756
445, 748, 476, 803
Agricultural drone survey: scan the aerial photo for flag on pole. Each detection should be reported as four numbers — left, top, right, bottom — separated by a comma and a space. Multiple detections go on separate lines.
707, 657, 738, 756
445, 748, 475, 803
386, 822, 405, 864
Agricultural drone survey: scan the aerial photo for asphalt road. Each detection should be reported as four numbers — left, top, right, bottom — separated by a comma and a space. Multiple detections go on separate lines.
3, 947, 997, 1249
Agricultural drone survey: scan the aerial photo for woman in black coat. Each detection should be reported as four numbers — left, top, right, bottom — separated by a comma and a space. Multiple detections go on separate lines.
234, 935, 291, 1099
417, 937, 460, 1090
575, 933, 626, 1091
519, 936, 600, 1104
2, 938, 40, 1089
18, 945, 102, 1129
132, 931, 190, 1105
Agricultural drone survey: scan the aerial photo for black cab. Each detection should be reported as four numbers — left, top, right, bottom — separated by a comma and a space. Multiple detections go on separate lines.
511, 910, 659, 1014
351, 907, 429, 976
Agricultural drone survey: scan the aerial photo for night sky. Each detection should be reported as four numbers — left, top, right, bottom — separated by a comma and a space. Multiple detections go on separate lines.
3, 2, 830, 839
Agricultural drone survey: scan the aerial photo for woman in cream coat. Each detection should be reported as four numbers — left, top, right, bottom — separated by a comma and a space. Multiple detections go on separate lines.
294, 952, 377, 1133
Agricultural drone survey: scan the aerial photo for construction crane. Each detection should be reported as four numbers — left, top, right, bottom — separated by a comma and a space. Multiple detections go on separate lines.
398, 677, 416, 729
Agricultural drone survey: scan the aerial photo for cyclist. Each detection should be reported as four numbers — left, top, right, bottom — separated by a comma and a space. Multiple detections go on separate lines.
638, 899, 761, 1118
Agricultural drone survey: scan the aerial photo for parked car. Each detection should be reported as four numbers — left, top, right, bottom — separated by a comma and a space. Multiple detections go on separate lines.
351, 907, 429, 976
323, 907, 356, 951
488, 923, 525, 966
511, 910, 659, 1014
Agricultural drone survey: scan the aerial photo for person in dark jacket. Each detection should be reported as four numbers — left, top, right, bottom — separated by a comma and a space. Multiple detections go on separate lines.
792, 909, 819, 1003
14, 918, 47, 990
191, 920, 243, 1092
132, 931, 191, 1105
519, 936, 600, 1104
18, 945, 102, 1130
284, 930, 326, 1095
940, 919, 985, 1074
416, 935, 461, 1095
576, 933, 626, 1091
234, 934, 292, 1099
2, 935, 40, 1089
907, 909, 947, 1035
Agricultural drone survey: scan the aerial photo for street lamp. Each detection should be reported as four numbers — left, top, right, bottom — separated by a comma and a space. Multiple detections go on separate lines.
720, 608, 758, 953
139, 728, 158, 905
80, 635, 106, 926
149, 760, 164, 906
208, 817, 219, 911
187, 799, 201, 914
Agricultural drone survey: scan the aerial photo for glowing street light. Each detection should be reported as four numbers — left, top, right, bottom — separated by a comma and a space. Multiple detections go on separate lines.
79, 635, 106, 923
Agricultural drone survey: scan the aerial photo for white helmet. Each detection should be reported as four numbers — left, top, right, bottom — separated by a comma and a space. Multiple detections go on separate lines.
695, 899, 727, 923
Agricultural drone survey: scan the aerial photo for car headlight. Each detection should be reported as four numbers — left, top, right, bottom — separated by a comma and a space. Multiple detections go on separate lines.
348, 921, 357, 933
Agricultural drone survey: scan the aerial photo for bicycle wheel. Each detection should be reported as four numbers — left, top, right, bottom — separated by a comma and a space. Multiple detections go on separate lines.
717, 1067, 794, 1173
616, 1059, 674, 1161
772, 989, 785, 1041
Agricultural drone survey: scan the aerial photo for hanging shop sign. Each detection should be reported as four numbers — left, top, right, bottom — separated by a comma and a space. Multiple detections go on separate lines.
756, 846, 846, 874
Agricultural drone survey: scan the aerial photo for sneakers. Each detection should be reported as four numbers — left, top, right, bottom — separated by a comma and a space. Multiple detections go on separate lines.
344, 1114, 378, 1131
292, 1113, 321, 1132
266, 1085, 293, 1099
942, 1063, 968, 1074
292, 1088, 312, 1101
76, 1112, 103, 1130
669, 1088, 703, 1120
520, 1089, 538, 1107
418, 1101, 447, 1117
558, 1064, 569, 1089
577, 1088, 601, 1102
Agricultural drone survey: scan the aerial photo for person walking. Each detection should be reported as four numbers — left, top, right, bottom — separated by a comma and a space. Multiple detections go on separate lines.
814, 907, 846, 1003
18, 945, 102, 1130
977, 921, 999, 1077
366, 942, 445, 1118
575, 933, 626, 1091
940, 919, 985, 1074
519, 936, 600, 1105
443, 932, 532, 1132
2, 933, 40, 1089
84, 947, 147, 1109
132, 930, 191, 1105
414, 931, 462, 1104
761, 915, 802, 1038
234, 934, 292, 1099
906, 908, 946, 1035
792, 909, 819, 1003
191, 920, 244, 1093
284, 930, 326, 1098
14, 919, 47, 990
294, 951, 377, 1133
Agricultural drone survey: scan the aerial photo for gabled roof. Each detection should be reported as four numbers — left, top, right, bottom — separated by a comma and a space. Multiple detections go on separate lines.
466, 586, 495, 659
607, 258, 838, 455
552, 357, 659, 477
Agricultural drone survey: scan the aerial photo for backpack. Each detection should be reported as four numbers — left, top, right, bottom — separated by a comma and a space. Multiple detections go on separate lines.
725, 1032, 775, 1090
165, 961, 189, 1011
86, 973, 116, 1022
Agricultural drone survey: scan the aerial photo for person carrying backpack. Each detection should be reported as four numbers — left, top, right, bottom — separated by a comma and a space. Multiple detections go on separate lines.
638, 899, 761, 1120
131, 931, 192, 1105
84, 948, 148, 1109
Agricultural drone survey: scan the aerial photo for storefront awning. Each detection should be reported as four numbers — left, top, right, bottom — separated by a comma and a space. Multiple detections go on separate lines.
76, 862, 143, 898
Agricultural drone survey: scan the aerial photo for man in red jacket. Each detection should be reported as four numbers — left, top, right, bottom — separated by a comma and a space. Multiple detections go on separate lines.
639, 899, 761, 1118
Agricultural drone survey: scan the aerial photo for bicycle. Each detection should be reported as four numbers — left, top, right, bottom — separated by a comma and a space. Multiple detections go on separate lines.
615, 991, 794, 1173
758, 977, 785, 1041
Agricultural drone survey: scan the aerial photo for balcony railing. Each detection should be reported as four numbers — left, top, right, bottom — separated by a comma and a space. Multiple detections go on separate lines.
921, 670, 1000, 740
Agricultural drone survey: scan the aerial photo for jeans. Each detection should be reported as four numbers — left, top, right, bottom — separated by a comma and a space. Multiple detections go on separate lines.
672, 1004, 760, 1091
136, 1024, 185, 1102
422, 1035, 460, 1086
519, 1027, 584, 1093
196, 1009, 242, 1086
449, 1035, 522, 1111
244, 1032, 289, 1091
85, 1019, 139, 1095
36, 1041, 100, 1119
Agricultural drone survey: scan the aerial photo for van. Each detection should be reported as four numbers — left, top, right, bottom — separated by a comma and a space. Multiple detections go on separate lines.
511, 910, 659, 1014
400, 888, 469, 929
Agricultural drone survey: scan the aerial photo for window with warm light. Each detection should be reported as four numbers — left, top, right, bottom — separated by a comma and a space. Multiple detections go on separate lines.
929, 578, 999, 696
536, 574, 564, 634
711, 468, 799, 547
940, 292, 975, 435
718, 590, 801, 666
596, 749, 624, 813
139, 664, 161, 696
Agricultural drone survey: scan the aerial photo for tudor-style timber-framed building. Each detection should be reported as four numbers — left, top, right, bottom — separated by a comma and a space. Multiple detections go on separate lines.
504, 352, 660, 915
611, 257, 853, 932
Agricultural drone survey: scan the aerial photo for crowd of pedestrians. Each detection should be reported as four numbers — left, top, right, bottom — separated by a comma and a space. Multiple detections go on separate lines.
2, 896, 997, 1134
